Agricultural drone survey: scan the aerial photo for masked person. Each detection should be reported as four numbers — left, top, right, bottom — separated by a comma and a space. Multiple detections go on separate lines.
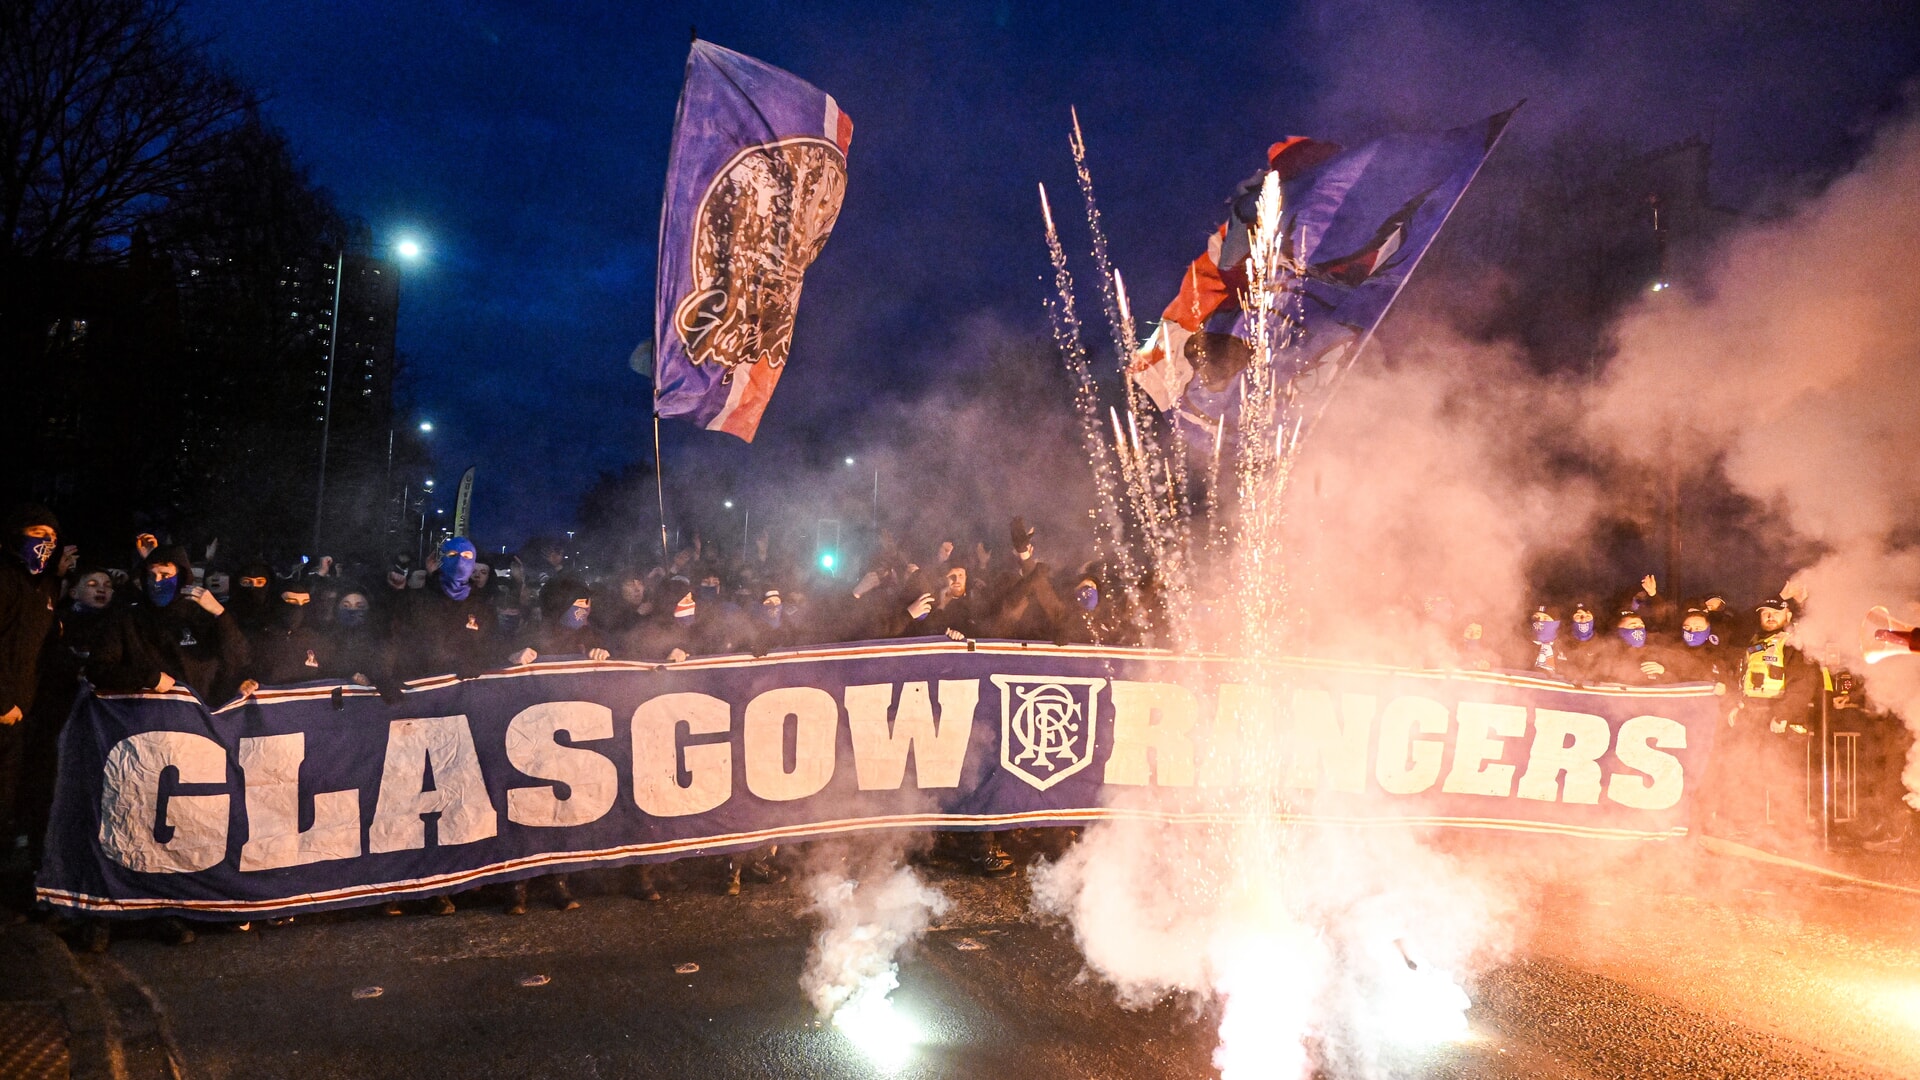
1576, 611, 1674, 685
599, 569, 653, 637
389, 538, 497, 682
1518, 605, 1570, 679
323, 588, 391, 689
0, 504, 65, 887
88, 546, 247, 704
228, 560, 275, 636
240, 584, 329, 688
508, 577, 610, 666
989, 518, 1067, 643
16, 566, 115, 892
1666, 607, 1728, 685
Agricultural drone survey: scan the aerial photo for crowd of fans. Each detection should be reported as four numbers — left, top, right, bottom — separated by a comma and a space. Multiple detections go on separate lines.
0, 501, 1911, 951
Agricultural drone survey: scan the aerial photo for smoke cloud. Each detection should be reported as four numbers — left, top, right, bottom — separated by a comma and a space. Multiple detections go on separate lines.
1587, 101, 1920, 797
798, 840, 951, 1068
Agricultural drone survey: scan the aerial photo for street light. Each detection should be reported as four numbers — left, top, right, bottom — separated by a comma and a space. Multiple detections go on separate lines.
419, 420, 434, 433
844, 456, 855, 467
723, 500, 734, 509
424, 478, 435, 489
314, 233, 426, 555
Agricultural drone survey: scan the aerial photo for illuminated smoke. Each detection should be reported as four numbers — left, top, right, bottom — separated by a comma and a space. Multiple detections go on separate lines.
1585, 104, 1920, 800
1030, 121, 1534, 1079
799, 849, 951, 1072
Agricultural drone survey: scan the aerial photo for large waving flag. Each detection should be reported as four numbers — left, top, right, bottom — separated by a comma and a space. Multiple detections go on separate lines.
1130, 107, 1516, 428
651, 41, 853, 442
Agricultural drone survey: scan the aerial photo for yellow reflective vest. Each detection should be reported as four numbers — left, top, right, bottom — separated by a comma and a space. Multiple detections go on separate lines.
1743, 632, 1791, 699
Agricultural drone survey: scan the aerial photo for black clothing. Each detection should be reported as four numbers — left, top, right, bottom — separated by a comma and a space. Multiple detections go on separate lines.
388, 587, 500, 680
0, 558, 59, 718
86, 597, 248, 702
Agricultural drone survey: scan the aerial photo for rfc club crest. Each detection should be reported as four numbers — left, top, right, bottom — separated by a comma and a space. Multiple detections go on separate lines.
990, 675, 1107, 791
674, 136, 848, 383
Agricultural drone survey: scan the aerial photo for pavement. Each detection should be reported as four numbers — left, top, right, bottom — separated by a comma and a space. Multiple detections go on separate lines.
5, 836, 1920, 1080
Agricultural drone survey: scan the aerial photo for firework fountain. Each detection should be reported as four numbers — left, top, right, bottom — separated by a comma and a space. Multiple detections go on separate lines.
1027, 122, 1506, 1078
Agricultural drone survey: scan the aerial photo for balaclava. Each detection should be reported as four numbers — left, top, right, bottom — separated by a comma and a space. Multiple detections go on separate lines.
438, 538, 478, 600
4, 503, 59, 575
145, 546, 193, 609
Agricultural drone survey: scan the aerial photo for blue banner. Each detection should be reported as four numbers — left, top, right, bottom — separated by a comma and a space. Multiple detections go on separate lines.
651, 40, 852, 442
39, 641, 1717, 920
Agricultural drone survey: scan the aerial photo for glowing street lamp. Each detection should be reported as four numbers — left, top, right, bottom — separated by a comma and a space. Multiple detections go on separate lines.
419, 420, 434, 434
394, 237, 424, 261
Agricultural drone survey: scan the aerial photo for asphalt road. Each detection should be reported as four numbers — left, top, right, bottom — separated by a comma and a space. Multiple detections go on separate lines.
77, 843, 1920, 1080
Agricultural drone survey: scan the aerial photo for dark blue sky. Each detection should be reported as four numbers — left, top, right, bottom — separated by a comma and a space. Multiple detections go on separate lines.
180, 0, 1917, 544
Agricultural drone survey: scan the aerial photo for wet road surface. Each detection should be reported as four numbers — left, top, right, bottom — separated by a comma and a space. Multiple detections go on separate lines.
81, 845, 1920, 1079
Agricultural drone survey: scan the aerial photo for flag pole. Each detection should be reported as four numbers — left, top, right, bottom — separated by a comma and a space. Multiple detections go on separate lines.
653, 409, 669, 562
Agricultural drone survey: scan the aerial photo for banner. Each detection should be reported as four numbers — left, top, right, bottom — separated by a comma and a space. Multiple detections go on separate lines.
39, 640, 1716, 920
651, 40, 853, 442
452, 466, 475, 539
1131, 107, 1517, 427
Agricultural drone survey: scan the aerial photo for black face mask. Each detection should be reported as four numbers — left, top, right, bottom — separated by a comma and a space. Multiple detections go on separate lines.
274, 603, 307, 631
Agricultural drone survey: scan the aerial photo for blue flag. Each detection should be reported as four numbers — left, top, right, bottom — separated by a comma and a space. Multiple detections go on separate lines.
1131, 107, 1517, 433
650, 41, 853, 442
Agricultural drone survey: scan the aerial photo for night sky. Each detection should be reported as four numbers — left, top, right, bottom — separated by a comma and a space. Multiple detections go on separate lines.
180, 0, 1918, 545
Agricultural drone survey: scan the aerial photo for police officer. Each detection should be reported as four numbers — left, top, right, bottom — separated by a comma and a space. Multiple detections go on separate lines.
1730, 596, 1820, 843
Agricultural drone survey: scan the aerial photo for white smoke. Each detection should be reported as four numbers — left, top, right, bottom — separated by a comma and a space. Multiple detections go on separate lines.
1587, 102, 1920, 799
799, 845, 951, 1071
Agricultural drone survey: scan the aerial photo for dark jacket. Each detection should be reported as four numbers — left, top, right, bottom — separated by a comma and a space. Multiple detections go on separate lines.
388, 587, 500, 680
87, 597, 249, 702
0, 558, 59, 717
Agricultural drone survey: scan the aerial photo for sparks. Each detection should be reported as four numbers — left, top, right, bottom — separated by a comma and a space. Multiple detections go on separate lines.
832, 973, 920, 1073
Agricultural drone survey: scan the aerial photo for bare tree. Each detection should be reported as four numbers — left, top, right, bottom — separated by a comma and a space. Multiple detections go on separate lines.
0, 0, 249, 263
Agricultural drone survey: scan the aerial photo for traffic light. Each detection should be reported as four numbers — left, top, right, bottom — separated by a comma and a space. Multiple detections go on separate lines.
815, 518, 842, 578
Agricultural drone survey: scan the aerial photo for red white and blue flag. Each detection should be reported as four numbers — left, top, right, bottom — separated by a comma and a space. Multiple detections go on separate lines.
1130, 107, 1516, 430
650, 41, 853, 442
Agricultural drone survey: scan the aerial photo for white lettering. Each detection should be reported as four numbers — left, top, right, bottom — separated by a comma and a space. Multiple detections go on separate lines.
369, 715, 499, 853
238, 733, 361, 870
1442, 702, 1527, 797
1607, 714, 1687, 810
1375, 695, 1449, 795
506, 702, 618, 827
743, 686, 839, 801
845, 680, 979, 790
98, 731, 230, 873
1104, 680, 1197, 787
1286, 690, 1374, 793
632, 693, 732, 816
1516, 709, 1610, 804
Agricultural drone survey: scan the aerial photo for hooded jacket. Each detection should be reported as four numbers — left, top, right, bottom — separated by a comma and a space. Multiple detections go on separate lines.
88, 547, 249, 701
0, 504, 61, 717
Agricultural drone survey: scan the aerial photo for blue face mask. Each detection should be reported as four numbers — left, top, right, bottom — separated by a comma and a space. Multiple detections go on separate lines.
1077, 585, 1099, 612
337, 606, 368, 629
698, 583, 720, 601
498, 609, 523, 635
438, 539, 477, 600
761, 605, 782, 629
1682, 628, 1712, 648
1571, 617, 1595, 642
1618, 626, 1647, 648
561, 603, 590, 630
1530, 619, 1560, 644
17, 534, 53, 574
148, 574, 179, 607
